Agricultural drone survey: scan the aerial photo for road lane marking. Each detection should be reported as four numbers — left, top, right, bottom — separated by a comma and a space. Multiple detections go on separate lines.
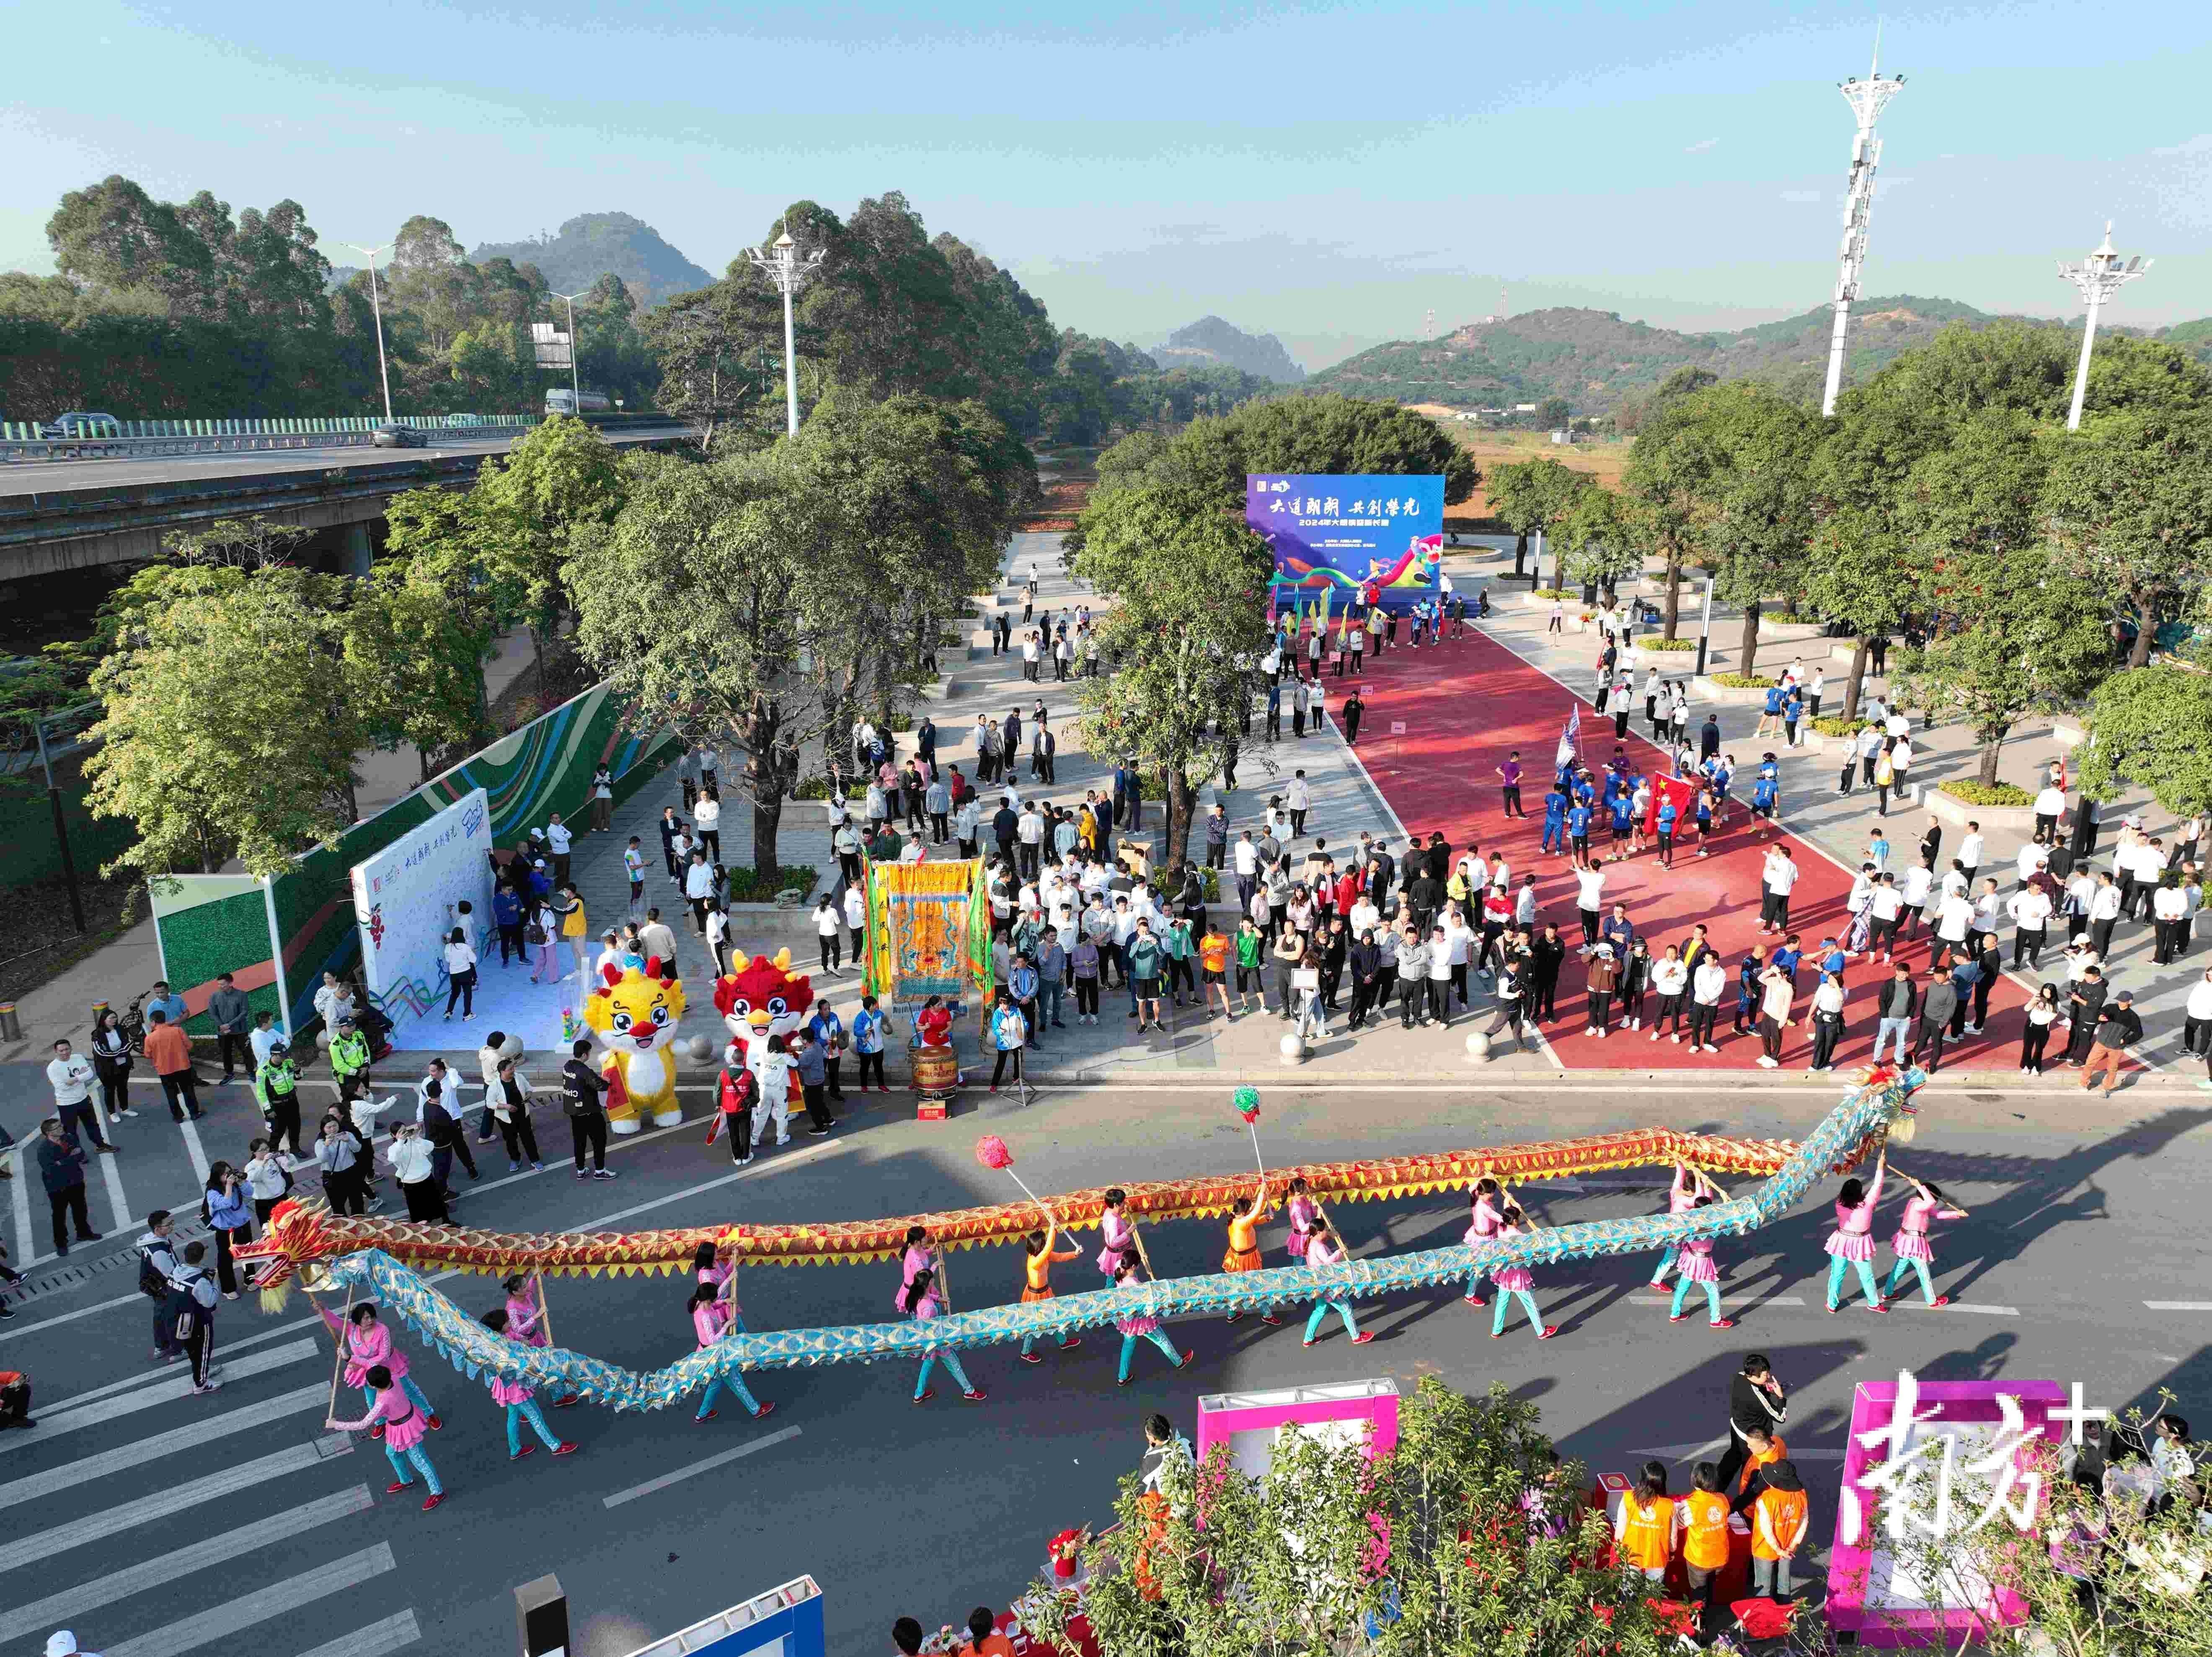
2145, 1301, 2212, 1311
0, 1486, 373, 1642
99, 1143, 133, 1237
9, 1158, 32, 1272
0, 1339, 318, 1451
0, 1435, 351, 1569
289, 1611, 422, 1657
106, 1543, 397, 1657
0, 1383, 328, 1511
178, 1113, 212, 1185
602, 1425, 803, 1507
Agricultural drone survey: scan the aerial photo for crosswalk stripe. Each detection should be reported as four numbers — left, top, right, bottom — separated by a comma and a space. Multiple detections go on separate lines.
0, 1338, 319, 1452
9, 1156, 33, 1271
100, 1141, 134, 1234
0, 1486, 374, 1642
0, 1435, 351, 1572
104, 1542, 397, 1657
290, 1611, 423, 1657
2145, 1301, 2212, 1311
0, 1383, 330, 1513
178, 1113, 213, 1185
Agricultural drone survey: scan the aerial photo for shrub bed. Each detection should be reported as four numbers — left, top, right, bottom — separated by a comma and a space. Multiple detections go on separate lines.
1936, 781, 2034, 808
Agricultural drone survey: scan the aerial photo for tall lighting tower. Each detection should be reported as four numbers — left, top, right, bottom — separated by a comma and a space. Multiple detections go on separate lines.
742, 225, 827, 436
1819, 41, 1906, 417
2058, 222, 2150, 431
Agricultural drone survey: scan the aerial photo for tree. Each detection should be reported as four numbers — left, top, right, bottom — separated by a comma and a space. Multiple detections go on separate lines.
161, 515, 311, 572
1069, 482, 1276, 867
81, 569, 359, 877
566, 447, 842, 877
470, 416, 629, 702
1174, 395, 1480, 508
2076, 667, 2212, 817
2041, 408, 2212, 667
1482, 459, 1594, 591
343, 566, 492, 785
1557, 485, 1649, 600
1890, 546, 2114, 785
1028, 1378, 1675, 1657
1534, 395, 1571, 428
643, 283, 776, 454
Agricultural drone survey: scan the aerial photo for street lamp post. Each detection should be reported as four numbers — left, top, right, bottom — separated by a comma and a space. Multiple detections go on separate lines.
742, 227, 827, 436
2058, 222, 2150, 432
550, 291, 586, 410
1694, 574, 1716, 678
339, 243, 395, 422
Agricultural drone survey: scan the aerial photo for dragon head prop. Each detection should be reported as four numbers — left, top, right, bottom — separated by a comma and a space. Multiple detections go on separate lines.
712, 947, 815, 1048
583, 957, 688, 1059
234, 1196, 343, 1311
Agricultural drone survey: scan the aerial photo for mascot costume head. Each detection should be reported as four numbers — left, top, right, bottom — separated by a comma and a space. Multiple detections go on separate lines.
581, 957, 687, 1134
712, 948, 816, 1066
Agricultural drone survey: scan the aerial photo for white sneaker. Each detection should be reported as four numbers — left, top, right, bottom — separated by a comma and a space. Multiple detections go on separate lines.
1650, 1032, 1661, 1042
1670, 1034, 1682, 1044
1757, 1056, 1778, 1068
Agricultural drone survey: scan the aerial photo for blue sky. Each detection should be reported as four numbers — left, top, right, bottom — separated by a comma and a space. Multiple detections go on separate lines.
7, 0, 2208, 367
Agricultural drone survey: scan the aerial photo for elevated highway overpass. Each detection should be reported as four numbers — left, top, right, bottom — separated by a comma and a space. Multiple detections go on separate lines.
0, 421, 694, 580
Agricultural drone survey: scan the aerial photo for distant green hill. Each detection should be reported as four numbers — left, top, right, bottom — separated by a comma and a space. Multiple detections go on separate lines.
1306, 297, 2210, 413
468, 212, 712, 310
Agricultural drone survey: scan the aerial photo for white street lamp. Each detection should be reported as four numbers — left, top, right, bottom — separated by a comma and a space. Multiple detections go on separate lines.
742, 225, 827, 436
339, 242, 395, 422
550, 290, 587, 412
2058, 222, 2150, 432
1819, 39, 1906, 418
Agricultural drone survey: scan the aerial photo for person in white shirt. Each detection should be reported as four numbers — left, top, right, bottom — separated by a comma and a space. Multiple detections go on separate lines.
543, 814, 574, 885
1648, 950, 1690, 1043
1689, 957, 1729, 1052
638, 911, 680, 966
2087, 873, 2124, 955
1865, 875, 1905, 960
842, 883, 867, 958
1285, 774, 1312, 837
813, 895, 844, 974
1758, 847, 1801, 934
1806, 971, 1848, 1073
313, 971, 357, 1035
1938, 862, 1969, 901
1574, 865, 1606, 948
953, 797, 981, 855
2015, 840, 2047, 886
595, 931, 625, 981
2006, 883, 2053, 969
692, 792, 722, 862
1957, 827, 1985, 883
683, 851, 716, 933
2181, 967, 2212, 1079
1514, 875, 1539, 928
1932, 890, 1974, 960
2153, 879, 2192, 964
47, 1039, 111, 1152
1016, 806, 1045, 878
1898, 863, 1935, 935
441, 929, 478, 1022
2032, 783, 2067, 844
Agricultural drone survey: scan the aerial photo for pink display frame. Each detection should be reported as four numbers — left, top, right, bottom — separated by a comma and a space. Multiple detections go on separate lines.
1195, 1380, 1401, 1471
1827, 1377, 2067, 1649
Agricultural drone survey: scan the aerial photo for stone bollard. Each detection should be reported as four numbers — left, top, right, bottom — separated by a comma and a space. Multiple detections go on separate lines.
1279, 1030, 1309, 1066
1466, 1030, 1491, 1064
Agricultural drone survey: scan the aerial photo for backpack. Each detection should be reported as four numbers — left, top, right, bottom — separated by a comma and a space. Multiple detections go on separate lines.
137, 1247, 171, 1301
525, 917, 549, 946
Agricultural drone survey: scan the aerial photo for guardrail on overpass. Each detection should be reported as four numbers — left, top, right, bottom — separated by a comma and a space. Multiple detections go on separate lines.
0, 412, 672, 463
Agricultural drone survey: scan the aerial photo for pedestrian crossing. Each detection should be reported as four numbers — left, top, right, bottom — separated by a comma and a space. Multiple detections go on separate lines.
0, 1333, 422, 1657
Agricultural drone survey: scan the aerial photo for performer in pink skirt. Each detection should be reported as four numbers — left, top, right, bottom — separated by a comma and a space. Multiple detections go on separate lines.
1884, 1173, 1968, 1307
1097, 1188, 1140, 1277
904, 1268, 986, 1404
1284, 1177, 1321, 1261
1487, 1205, 1558, 1340
328, 1363, 446, 1510
501, 1273, 577, 1407
1461, 1178, 1506, 1306
897, 1226, 939, 1307
690, 1284, 775, 1422
1664, 1195, 1735, 1328
1111, 1259, 1190, 1382
319, 1303, 439, 1435
694, 1241, 746, 1334
479, 1307, 576, 1460
1824, 1149, 1888, 1313
1302, 1224, 1373, 1346
1648, 1161, 1717, 1288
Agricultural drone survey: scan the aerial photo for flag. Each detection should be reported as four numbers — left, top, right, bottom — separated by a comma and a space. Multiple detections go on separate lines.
1646, 772, 1702, 835
1554, 706, 1582, 775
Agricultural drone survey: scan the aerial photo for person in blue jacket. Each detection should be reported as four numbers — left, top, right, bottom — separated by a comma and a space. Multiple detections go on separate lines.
1654, 796, 1680, 867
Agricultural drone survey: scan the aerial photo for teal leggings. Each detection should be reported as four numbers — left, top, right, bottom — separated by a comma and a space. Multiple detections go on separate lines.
1650, 1246, 1678, 1285
1021, 1329, 1082, 1357
1670, 1277, 1722, 1323
696, 1372, 764, 1418
1463, 1270, 1488, 1302
1305, 1300, 1359, 1341
1827, 1253, 1882, 1308
1886, 1256, 1937, 1305
382, 1441, 442, 1494
1491, 1288, 1543, 1335
915, 1349, 974, 1398
506, 1397, 561, 1455
1118, 1327, 1183, 1380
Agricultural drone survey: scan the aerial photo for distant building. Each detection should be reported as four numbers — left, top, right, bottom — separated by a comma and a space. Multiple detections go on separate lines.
1513, 403, 1539, 413
1549, 429, 1581, 445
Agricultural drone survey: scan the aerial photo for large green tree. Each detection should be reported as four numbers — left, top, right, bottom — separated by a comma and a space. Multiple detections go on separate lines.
2041, 408, 2212, 667
567, 450, 836, 875
1891, 546, 2114, 785
1068, 480, 1276, 867
2076, 667, 2212, 818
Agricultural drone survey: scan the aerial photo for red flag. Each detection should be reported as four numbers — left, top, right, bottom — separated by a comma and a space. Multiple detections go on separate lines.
1645, 773, 1702, 835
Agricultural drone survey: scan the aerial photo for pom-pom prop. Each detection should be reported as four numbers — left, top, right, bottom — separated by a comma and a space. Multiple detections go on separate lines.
976, 1133, 1054, 1226
1232, 1087, 1266, 1184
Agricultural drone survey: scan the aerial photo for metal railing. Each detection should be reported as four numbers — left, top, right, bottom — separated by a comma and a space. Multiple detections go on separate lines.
0, 413, 683, 465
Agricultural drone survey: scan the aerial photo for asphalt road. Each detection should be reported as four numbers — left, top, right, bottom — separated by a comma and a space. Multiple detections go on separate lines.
0, 425, 691, 496
2, 1072, 2207, 1657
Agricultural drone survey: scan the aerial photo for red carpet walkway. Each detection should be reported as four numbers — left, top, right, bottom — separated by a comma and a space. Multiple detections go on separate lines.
1339, 622, 2032, 1074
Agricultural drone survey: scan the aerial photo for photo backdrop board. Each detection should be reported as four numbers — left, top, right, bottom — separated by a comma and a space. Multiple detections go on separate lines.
1248, 473, 1445, 614
350, 788, 495, 1039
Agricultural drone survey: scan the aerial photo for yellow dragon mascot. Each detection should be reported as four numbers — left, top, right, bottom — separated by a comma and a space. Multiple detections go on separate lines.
581, 956, 687, 1133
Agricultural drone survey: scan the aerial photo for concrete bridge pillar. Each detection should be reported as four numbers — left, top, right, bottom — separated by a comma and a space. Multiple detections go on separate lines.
341, 521, 373, 578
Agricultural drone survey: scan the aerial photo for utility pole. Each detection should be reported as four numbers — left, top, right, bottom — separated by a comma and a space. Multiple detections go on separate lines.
339, 243, 395, 421
2059, 223, 2150, 431
742, 225, 827, 436
1819, 36, 1905, 418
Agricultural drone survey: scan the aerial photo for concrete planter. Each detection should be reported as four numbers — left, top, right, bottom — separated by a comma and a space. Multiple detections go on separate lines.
1691, 676, 1775, 705
1519, 591, 1573, 609
1922, 787, 2040, 836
